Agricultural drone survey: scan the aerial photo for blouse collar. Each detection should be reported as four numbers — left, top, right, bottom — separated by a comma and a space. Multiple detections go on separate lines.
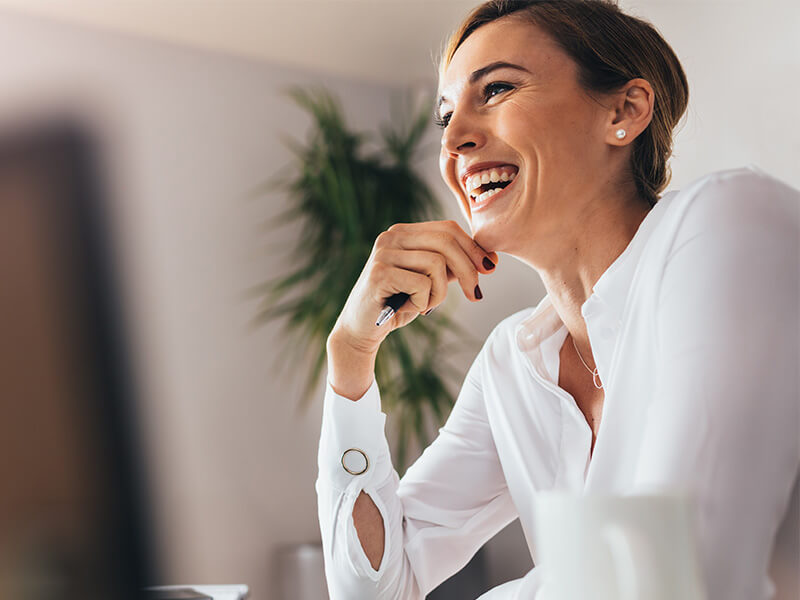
515, 191, 677, 353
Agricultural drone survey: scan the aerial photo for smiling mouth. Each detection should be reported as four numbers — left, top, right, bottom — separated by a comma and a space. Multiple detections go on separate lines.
465, 165, 519, 204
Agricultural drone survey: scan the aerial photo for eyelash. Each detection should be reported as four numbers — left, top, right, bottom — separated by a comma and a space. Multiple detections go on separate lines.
434, 81, 515, 129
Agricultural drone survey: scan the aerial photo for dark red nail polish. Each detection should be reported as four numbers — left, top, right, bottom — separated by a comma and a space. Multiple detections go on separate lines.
475, 285, 483, 300
425, 307, 435, 316
483, 257, 495, 270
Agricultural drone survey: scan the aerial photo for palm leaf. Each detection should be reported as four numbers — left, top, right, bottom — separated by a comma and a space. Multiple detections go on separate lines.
254, 87, 476, 471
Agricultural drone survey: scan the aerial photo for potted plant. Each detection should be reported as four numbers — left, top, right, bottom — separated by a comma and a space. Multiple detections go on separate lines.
254, 87, 473, 470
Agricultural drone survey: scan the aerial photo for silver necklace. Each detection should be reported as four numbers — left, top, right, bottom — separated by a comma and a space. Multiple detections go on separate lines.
571, 335, 603, 389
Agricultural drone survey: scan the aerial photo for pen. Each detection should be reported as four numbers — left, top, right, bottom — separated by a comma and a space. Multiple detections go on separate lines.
375, 292, 409, 327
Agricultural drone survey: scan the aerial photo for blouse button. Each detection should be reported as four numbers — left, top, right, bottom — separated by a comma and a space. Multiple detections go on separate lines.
341, 448, 369, 476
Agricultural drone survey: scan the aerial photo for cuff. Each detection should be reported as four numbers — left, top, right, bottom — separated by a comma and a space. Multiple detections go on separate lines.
318, 377, 393, 492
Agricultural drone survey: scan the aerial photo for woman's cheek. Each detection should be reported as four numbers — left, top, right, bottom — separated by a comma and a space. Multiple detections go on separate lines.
440, 149, 471, 223
438, 146, 451, 183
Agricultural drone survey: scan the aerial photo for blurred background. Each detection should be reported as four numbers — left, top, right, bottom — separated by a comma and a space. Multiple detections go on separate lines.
0, 1, 797, 599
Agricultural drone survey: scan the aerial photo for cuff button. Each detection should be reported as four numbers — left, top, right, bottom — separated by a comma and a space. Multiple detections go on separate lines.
341, 448, 369, 476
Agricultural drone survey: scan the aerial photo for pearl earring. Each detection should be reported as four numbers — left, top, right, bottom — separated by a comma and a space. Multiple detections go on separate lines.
615, 128, 627, 140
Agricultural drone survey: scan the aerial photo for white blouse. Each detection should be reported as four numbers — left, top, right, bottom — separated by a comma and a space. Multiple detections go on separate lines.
316, 166, 800, 599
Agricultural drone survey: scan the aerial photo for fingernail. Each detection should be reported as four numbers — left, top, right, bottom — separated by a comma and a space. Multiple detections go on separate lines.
482, 257, 495, 270
474, 285, 483, 300
425, 307, 436, 316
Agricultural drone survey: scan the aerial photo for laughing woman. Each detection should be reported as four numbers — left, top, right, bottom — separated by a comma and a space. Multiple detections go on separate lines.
316, 1, 799, 598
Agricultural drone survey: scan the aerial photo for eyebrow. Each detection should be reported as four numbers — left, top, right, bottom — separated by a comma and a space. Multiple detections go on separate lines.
437, 61, 531, 113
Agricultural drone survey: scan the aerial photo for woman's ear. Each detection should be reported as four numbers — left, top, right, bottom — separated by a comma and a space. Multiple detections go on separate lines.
608, 78, 655, 145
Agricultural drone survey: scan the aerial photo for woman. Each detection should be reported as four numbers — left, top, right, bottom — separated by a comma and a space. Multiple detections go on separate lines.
316, 1, 799, 598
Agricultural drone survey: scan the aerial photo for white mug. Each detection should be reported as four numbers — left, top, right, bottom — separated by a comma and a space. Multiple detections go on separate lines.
532, 492, 706, 600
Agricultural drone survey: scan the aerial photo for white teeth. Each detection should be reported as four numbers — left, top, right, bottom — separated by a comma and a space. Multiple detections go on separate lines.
465, 167, 519, 197
473, 187, 502, 204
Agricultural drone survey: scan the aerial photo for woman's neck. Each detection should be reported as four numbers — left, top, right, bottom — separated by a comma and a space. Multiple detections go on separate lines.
527, 193, 651, 355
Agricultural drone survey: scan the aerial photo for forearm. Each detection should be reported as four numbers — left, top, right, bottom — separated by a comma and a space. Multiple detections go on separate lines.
325, 334, 386, 569
318, 219, 497, 597
317, 473, 422, 600
316, 371, 422, 599
353, 490, 385, 570
326, 330, 378, 401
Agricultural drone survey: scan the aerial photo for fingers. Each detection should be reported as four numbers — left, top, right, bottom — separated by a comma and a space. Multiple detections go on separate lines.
333, 221, 487, 353
378, 221, 492, 302
373, 248, 448, 312
389, 220, 497, 274
370, 264, 432, 314
403, 232, 480, 301
436, 219, 499, 269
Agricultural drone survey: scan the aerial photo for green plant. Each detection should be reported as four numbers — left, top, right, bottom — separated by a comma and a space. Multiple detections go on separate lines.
254, 88, 473, 470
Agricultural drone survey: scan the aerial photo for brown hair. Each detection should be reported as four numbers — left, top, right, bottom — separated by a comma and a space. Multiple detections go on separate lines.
440, 0, 689, 207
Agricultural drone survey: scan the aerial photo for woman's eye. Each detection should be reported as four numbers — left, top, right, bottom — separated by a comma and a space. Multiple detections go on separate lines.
434, 112, 452, 129
483, 82, 514, 101
433, 82, 512, 129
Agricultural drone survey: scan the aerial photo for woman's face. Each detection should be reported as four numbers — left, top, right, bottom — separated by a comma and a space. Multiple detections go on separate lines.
437, 17, 619, 255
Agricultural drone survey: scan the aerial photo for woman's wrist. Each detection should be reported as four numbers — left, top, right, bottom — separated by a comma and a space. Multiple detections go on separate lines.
326, 329, 379, 401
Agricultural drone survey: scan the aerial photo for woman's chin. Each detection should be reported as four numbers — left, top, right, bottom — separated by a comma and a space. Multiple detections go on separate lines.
469, 188, 530, 254
468, 190, 519, 248
471, 217, 511, 255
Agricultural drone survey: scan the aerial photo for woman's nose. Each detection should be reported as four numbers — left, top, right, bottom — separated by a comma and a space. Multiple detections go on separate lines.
441, 111, 486, 158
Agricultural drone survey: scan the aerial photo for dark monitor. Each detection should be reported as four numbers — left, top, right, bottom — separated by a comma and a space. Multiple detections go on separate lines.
0, 120, 153, 599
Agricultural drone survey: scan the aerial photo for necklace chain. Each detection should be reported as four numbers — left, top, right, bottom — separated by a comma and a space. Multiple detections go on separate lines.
571, 335, 604, 389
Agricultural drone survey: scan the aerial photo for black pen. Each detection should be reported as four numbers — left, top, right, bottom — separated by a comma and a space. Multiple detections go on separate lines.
375, 292, 409, 327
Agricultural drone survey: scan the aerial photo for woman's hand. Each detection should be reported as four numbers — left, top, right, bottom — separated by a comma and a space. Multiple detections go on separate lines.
326, 220, 498, 400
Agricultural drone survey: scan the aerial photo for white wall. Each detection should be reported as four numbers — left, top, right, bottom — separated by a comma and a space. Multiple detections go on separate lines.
622, 0, 799, 190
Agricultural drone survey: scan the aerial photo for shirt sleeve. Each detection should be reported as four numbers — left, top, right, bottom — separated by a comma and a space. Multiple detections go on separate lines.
632, 169, 800, 600
316, 330, 517, 599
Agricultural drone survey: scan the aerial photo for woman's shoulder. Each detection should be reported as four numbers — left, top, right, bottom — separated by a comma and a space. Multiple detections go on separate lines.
654, 165, 799, 246
684, 164, 791, 189
663, 165, 798, 218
